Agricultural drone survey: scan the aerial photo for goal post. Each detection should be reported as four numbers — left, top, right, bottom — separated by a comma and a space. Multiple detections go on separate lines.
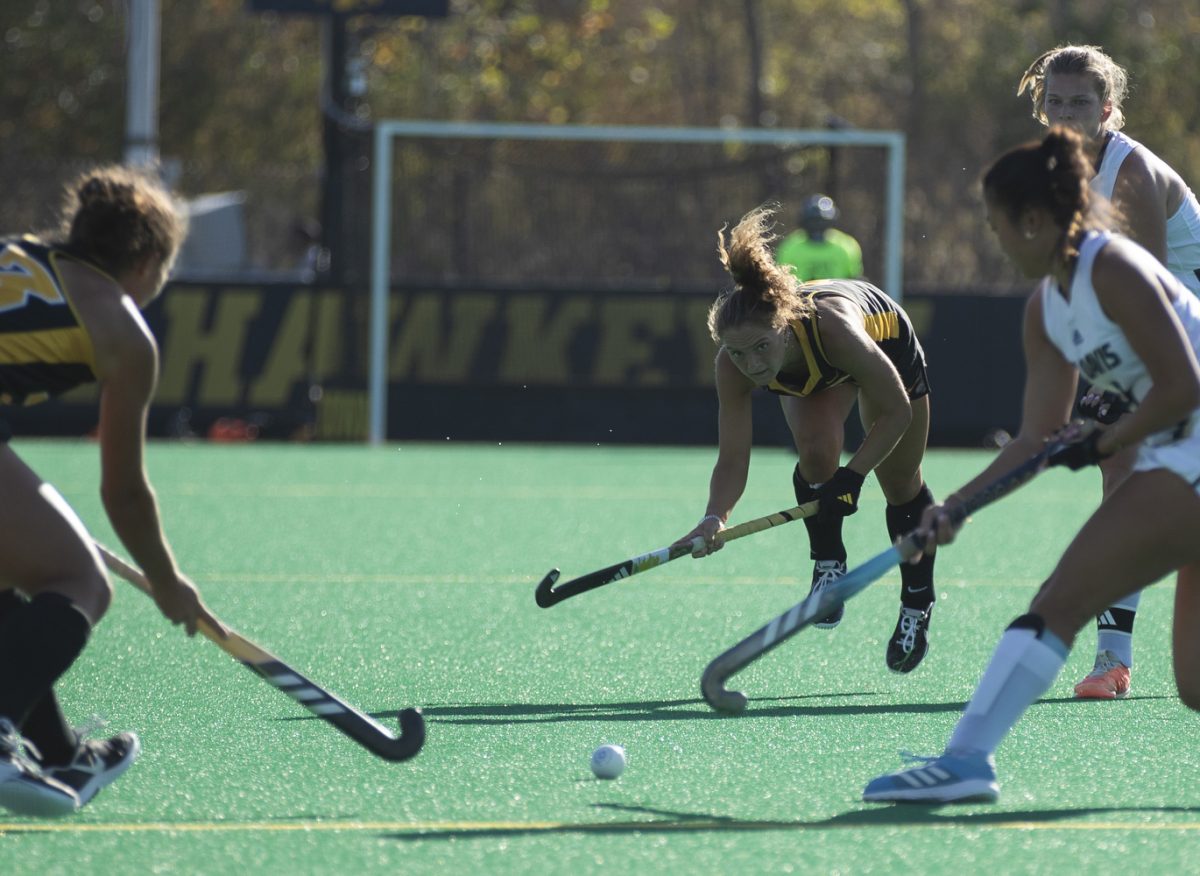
368, 120, 906, 445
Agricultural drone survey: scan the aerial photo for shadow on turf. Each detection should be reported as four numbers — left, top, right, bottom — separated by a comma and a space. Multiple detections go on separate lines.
278, 693, 1174, 727
378, 801, 1200, 842
393, 693, 898, 724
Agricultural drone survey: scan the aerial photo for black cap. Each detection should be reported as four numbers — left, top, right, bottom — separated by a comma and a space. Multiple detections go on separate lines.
802, 194, 838, 224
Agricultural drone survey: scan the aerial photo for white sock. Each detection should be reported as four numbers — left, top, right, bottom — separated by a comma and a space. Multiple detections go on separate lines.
1096, 591, 1140, 668
946, 626, 1068, 757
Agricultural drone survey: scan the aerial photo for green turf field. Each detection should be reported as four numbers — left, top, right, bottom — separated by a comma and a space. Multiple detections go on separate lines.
3, 440, 1197, 874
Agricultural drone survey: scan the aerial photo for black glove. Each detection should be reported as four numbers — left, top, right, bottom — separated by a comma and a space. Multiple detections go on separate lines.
1047, 429, 1109, 471
816, 466, 866, 518
1077, 389, 1127, 426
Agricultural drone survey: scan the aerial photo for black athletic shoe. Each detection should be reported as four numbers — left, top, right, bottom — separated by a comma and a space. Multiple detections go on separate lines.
809, 560, 847, 629
45, 731, 141, 806
886, 604, 932, 673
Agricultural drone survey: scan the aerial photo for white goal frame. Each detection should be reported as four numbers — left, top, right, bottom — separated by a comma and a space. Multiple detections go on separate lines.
368, 120, 906, 445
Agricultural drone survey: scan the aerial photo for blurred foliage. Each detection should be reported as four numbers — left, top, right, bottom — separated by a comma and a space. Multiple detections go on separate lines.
1, 0, 1198, 286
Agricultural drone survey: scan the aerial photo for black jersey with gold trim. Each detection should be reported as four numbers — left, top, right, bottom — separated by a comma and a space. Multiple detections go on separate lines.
0, 235, 98, 406
767, 279, 929, 400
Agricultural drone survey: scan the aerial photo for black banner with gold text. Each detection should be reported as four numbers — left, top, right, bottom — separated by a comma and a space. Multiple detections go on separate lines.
1, 282, 1026, 446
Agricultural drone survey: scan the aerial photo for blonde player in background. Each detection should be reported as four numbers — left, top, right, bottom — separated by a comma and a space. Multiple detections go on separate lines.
1018, 44, 1200, 699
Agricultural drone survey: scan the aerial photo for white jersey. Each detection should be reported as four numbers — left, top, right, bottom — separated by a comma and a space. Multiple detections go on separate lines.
1090, 131, 1200, 295
1041, 231, 1200, 459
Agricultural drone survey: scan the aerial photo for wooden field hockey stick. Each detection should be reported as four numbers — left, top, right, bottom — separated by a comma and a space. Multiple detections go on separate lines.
97, 545, 425, 762
535, 501, 819, 608
700, 438, 1078, 713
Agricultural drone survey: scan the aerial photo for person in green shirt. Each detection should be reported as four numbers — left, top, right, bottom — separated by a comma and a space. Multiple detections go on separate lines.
776, 194, 864, 281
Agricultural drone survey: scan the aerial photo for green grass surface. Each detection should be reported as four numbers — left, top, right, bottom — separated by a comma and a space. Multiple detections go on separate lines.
3, 440, 1196, 874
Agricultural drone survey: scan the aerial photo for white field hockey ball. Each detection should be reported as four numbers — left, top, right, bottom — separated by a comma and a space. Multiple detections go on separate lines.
590, 744, 626, 779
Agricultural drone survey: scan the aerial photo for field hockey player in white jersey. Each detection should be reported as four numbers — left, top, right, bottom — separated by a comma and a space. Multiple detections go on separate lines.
1018, 44, 1200, 699
863, 126, 1200, 804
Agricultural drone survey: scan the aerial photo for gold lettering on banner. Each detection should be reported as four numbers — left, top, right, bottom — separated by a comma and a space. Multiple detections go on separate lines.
310, 291, 343, 382
682, 298, 718, 385
314, 389, 367, 440
499, 295, 595, 385
248, 290, 342, 407
592, 299, 676, 385
390, 293, 498, 381
157, 288, 261, 405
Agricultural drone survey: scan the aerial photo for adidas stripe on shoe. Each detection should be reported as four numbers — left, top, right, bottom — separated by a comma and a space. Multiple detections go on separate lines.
863, 750, 999, 804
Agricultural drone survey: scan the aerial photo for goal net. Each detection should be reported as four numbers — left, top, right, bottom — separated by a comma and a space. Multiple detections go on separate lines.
368, 121, 905, 443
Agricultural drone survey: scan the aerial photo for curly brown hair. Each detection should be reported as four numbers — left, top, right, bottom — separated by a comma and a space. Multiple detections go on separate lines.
707, 204, 813, 342
58, 165, 187, 286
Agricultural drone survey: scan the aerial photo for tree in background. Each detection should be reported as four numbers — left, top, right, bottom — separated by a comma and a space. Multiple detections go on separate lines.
2, 0, 1197, 288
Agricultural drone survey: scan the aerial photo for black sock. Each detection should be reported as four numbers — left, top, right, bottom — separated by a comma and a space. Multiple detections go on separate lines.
887, 484, 936, 610
0, 590, 78, 763
794, 464, 846, 563
20, 692, 78, 766
0, 592, 90, 729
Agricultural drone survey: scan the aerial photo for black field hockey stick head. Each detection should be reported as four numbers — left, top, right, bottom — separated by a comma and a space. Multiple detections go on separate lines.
97, 544, 426, 763
535, 568, 562, 607
246, 658, 426, 762
536, 503, 818, 609
535, 542, 694, 608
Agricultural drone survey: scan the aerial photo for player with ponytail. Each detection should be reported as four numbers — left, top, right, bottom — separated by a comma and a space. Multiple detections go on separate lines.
1019, 44, 1200, 699
675, 205, 939, 674
0, 166, 226, 816
864, 127, 1200, 803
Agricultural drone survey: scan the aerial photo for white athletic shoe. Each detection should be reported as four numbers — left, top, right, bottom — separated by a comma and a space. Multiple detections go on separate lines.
45, 730, 142, 806
0, 718, 79, 817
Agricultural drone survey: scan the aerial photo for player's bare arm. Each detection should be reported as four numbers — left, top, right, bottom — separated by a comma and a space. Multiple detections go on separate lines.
1091, 243, 1200, 452
60, 261, 226, 637
675, 351, 755, 555
816, 298, 912, 476
1113, 152, 1169, 263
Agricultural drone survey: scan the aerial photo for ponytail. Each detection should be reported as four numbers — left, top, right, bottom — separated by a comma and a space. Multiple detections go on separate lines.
982, 126, 1113, 263
59, 165, 187, 280
707, 205, 812, 341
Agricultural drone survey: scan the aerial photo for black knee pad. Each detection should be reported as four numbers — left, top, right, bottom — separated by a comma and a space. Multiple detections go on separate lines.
886, 483, 934, 541
1006, 613, 1046, 637
793, 463, 819, 505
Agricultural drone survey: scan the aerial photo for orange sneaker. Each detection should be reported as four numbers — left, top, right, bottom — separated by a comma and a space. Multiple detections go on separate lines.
1073, 650, 1130, 699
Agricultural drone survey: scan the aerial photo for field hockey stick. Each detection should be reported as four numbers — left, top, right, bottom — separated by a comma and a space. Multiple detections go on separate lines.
535, 501, 819, 608
700, 438, 1076, 713
97, 544, 425, 762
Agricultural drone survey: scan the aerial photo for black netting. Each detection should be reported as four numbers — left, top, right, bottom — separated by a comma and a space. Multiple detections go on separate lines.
381, 136, 892, 290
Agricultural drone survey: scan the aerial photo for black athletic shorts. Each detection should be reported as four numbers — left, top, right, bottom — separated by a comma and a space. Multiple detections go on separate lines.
901, 353, 931, 401
890, 322, 930, 402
